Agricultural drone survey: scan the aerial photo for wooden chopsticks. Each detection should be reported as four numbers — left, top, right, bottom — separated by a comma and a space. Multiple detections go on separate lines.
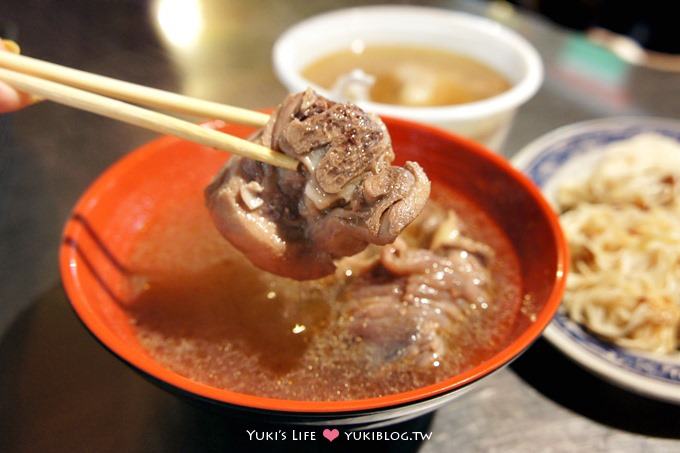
0, 51, 270, 127
0, 47, 297, 170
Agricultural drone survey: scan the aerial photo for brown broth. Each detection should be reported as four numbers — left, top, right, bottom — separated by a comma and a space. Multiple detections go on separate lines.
302, 45, 511, 107
125, 184, 522, 400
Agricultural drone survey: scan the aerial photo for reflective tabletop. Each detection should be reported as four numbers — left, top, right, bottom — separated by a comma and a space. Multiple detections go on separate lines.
1, 0, 679, 452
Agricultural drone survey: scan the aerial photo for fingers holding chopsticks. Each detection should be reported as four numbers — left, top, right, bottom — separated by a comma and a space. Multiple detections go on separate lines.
0, 39, 41, 113
0, 39, 24, 113
0, 41, 296, 170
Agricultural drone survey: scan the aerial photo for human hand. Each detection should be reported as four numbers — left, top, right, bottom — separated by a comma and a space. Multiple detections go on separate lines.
0, 39, 34, 113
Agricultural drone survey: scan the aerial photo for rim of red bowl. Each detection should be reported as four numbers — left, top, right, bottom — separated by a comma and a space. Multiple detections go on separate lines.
60, 116, 568, 414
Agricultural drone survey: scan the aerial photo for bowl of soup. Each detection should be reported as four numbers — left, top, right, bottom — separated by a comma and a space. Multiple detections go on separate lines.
273, 6, 543, 150
60, 116, 566, 427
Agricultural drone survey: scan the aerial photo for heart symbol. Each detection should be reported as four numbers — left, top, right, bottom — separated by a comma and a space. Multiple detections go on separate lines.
323, 428, 339, 442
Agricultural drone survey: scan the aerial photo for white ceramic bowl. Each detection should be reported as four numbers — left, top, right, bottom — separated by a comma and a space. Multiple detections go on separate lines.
273, 5, 543, 150
513, 117, 680, 404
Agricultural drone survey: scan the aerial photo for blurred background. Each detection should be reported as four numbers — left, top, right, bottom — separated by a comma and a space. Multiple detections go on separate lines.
511, 0, 678, 54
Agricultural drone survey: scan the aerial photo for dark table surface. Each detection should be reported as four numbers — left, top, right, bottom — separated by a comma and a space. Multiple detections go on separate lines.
1, 1, 679, 452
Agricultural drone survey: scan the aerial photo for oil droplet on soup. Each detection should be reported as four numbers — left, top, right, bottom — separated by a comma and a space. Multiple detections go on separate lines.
125, 185, 522, 401
302, 45, 511, 107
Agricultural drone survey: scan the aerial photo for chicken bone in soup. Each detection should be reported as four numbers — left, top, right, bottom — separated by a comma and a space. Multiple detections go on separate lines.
205, 89, 430, 280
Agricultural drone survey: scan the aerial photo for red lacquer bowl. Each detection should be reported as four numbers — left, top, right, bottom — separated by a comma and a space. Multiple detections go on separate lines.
60, 117, 567, 426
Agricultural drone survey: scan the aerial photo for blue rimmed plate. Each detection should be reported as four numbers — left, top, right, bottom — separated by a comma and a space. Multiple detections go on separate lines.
513, 117, 680, 404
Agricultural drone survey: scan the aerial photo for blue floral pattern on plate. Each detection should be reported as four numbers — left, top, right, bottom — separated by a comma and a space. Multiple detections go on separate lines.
522, 122, 680, 384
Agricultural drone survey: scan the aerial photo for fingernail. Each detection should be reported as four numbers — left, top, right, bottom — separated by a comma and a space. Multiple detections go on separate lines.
1, 39, 21, 54
24, 93, 45, 105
